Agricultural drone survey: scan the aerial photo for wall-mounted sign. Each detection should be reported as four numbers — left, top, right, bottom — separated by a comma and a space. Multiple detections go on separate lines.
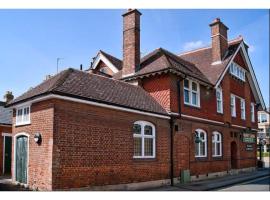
246, 144, 254, 151
242, 133, 256, 143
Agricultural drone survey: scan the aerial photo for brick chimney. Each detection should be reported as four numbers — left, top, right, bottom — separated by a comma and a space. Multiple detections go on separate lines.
209, 18, 229, 64
4, 91, 14, 103
122, 9, 141, 77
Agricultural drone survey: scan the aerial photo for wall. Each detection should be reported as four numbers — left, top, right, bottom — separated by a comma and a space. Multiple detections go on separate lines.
12, 100, 54, 190
52, 99, 170, 190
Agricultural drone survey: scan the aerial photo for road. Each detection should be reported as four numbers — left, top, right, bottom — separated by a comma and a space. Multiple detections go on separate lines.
219, 175, 270, 191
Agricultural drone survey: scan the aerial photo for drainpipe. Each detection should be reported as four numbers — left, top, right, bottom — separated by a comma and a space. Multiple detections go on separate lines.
170, 117, 174, 186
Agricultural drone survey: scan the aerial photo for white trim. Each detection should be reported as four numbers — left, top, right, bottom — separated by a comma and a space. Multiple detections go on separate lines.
231, 124, 246, 129
183, 79, 200, 108
122, 72, 135, 78
211, 60, 222, 65
251, 102, 255, 122
15, 105, 31, 126
13, 132, 30, 185
215, 42, 265, 110
216, 87, 223, 114
2, 133, 12, 137
2, 133, 12, 174
195, 129, 207, 158
92, 52, 119, 73
240, 98, 246, 120
230, 94, 236, 117
212, 131, 222, 157
11, 94, 170, 120
133, 121, 156, 159
181, 114, 224, 125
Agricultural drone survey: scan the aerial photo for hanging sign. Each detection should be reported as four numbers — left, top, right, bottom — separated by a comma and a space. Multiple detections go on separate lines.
242, 133, 256, 143
246, 144, 254, 151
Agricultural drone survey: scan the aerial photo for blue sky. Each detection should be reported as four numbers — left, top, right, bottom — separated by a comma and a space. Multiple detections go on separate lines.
0, 9, 269, 107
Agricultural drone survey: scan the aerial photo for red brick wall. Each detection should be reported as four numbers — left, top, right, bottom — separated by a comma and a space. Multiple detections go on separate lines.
173, 118, 256, 177
0, 125, 12, 174
52, 99, 170, 190
12, 100, 54, 190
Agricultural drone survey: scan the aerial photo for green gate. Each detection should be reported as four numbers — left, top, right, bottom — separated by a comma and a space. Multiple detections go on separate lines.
16, 136, 28, 184
4, 136, 12, 174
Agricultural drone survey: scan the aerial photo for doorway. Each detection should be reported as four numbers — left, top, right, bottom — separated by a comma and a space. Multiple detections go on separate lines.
15, 135, 28, 184
231, 141, 237, 169
3, 135, 12, 175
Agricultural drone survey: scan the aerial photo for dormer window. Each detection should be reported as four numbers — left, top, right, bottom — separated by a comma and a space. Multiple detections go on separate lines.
229, 62, 245, 81
183, 79, 200, 107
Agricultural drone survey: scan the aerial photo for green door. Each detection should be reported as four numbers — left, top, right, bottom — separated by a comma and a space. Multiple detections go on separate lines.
16, 136, 28, 184
4, 136, 12, 174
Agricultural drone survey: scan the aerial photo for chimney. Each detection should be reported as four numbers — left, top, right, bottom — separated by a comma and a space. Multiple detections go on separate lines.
4, 91, 14, 103
209, 18, 229, 64
122, 9, 141, 77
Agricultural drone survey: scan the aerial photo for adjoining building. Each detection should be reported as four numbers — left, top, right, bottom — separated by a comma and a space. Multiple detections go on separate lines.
257, 109, 270, 153
0, 91, 13, 175
6, 10, 265, 190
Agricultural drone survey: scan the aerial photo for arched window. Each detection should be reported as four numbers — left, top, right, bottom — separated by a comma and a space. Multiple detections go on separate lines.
133, 121, 155, 158
195, 129, 207, 157
212, 131, 222, 157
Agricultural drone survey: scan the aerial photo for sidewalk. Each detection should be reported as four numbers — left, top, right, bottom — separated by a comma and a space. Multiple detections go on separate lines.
148, 168, 270, 191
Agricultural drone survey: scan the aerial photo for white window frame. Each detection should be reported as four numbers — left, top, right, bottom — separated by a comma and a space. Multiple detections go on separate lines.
133, 121, 156, 159
251, 103, 255, 122
183, 79, 200, 108
230, 94, 236, 117
15, 105, 31, 126
216, 87, 223, 114
212, 131, 222, 157
240, 98, 246, 120
229, 62, 246, 81
195, 129, 207, 158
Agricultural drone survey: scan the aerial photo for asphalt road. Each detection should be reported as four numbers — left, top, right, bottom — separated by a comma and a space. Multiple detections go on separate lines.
219, 176, 270, 191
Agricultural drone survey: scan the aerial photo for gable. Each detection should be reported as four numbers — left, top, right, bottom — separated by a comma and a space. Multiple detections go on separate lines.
215, 42, 265, 110
233, 51, 248, 71
93, 61, 114, 76
91, 52, 120, 74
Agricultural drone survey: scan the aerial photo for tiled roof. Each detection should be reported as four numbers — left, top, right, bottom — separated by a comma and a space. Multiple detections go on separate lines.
179, 37, 243, 85
0, 101, 12, 125
8, 68, 168, 116
120, 48, 211, 84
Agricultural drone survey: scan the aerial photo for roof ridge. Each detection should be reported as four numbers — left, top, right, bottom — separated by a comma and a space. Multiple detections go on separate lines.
178, 36, 243, 56
48, 68, 74, 91
100, 50, 122, 63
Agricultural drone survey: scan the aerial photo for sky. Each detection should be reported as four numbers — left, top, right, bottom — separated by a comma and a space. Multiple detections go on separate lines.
0, 9, 269, 107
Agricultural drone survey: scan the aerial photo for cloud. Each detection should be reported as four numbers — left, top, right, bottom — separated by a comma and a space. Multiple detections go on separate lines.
183, 40, 205, 51
249, 45, 255, 53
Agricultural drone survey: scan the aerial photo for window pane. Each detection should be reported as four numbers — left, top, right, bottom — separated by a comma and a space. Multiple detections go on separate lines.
192, 92, 197, 105
144, 125, 153, 135
217, 101, 221, 112
134, 137, 142, 156
184, 89, 190, 103
212, 143, 216, 155
217, 143, 221, 155
195, 143, 200, 156
133, 124, 141, 135
192, 82, 197, 91
144, 138, 153, 156
184, 79, 189, 88
200, 142, 205, 156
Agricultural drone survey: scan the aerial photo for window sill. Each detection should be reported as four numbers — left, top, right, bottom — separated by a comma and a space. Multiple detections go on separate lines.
212, 156, 223, 160
217, 112, 224, 115
184, 103, 201, 109
15, 122, 31, 127
133, 157, 156, 162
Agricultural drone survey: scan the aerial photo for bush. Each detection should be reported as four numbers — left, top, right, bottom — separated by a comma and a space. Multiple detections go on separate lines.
257, 151, 270, 157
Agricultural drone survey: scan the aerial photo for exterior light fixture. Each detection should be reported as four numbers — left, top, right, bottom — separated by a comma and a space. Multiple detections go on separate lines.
34, 133, 42, 144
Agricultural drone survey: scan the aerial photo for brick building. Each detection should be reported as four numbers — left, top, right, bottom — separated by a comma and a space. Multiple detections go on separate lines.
6, 9, 265, 190
0, 92, 13, 175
